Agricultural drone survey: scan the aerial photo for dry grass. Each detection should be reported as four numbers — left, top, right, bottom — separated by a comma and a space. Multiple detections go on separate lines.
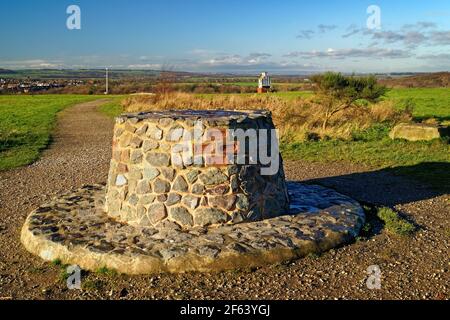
122, 93, 412, 141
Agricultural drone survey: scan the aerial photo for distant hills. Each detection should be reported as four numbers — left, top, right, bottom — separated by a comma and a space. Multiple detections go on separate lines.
0, 68, 163, 79
1, 68, 449, 88
379, 72, 450, 88
0, 68, 17, 74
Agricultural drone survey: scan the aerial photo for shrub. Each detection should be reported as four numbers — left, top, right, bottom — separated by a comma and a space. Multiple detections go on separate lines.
311, 72, 388, 130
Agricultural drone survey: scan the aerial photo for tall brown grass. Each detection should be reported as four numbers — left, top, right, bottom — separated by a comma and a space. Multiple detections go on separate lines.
121, 93, 412, 141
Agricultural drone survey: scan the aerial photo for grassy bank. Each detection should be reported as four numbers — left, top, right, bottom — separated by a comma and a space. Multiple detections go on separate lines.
0, 95, 104, 170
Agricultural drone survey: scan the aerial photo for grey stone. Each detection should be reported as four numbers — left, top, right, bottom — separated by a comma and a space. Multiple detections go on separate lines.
143, 168, 160, 180
169, 207, 193, 227
235, 194, 249, 211
166, 193, 182, 206
206, 184, 229, 195
147, 203, 167, 224
389, 123, 444, 141
157, 194, 168, 202
182, 195, 200, 210
130, 150, 143, 164
147, 126, 163, 140
130, 136, 143, 148
115, 175, 127, 186
153, 179, 171, 193
124, 122, 136, 133
135, 124, 148, 136
186, 170, 201, 183
139, 195, 156, 205
191, 184, 204, 195
166, 126, 184, 142
198, 246, 219, 258
142, 140, 159, 152
128, 168, 143, 180
146, 153, 171, 167
194, 208, 229, 226
136, 205, 147, 217
136, 181, 151, 195
172, 176, 189, 192
231, 212, 245, 224
199, 168, 228, 186
161, 168, 176, 181
128, 194, 139, 206
230, 175, 240, 193
159, 118, 175, 127
209, 195, 236, 211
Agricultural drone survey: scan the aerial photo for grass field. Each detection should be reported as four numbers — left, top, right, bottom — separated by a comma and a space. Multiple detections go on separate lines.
0, 95, 103, 170
385, 88, 450, 122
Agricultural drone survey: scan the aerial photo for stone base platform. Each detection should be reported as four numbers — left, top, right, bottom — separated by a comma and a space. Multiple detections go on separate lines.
21, 183, 365, 274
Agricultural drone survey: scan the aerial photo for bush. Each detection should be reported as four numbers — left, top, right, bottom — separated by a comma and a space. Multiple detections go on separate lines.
311, 72, 388, 130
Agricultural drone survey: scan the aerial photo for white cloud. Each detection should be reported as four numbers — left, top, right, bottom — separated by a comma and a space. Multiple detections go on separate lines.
285, 48, 411, 59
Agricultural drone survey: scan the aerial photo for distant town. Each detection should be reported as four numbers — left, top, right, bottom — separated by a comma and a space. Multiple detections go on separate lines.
0, 78, 85, 94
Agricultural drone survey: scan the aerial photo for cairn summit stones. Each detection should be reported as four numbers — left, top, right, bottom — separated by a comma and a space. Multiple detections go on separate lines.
21, 110, 365, 274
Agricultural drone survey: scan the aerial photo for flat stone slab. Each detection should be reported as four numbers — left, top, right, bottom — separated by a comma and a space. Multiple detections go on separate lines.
21, 183, 365, 274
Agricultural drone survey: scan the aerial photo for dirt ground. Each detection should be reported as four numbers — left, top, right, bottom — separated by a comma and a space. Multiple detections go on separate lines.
0, 100, 448, 300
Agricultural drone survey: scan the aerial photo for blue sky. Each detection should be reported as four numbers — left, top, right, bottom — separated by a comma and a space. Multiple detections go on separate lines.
1, 0, 449, 73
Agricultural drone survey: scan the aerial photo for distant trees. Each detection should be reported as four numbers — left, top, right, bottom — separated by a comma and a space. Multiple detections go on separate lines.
311, 72, 388, 130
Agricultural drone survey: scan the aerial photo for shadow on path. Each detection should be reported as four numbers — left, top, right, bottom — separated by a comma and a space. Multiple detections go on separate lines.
300, 162, 449, 207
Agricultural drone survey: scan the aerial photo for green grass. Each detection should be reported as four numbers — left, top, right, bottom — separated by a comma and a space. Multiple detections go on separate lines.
0, 95, 103, 170
97, 95, 126, 118
386, 88, 450, 122
376, 207, 415, 236
95, 266, 118, 276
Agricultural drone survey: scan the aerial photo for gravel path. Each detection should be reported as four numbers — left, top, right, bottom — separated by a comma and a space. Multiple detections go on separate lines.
0, 100, 448, 300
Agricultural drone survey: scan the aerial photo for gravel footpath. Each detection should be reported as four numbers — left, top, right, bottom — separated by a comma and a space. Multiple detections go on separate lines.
0, 100, 448, 300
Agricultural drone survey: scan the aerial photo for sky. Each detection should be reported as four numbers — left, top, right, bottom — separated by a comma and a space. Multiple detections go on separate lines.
1, 0, 450, 74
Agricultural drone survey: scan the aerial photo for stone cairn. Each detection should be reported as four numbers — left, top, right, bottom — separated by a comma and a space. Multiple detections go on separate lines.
105, 110, 289, 229
21, 110, 365, 274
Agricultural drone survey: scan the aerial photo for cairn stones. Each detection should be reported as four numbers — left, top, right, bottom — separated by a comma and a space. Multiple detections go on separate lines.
105, 110, 290, 229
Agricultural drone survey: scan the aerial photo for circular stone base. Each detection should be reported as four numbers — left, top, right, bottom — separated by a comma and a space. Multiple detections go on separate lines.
21, 183, 365, 274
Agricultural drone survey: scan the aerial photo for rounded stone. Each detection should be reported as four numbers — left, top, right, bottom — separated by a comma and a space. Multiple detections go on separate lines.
147, 203, 167, 225
153, 178, 171, 193
194, 208, 229, 226
169, 207, 194, 227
